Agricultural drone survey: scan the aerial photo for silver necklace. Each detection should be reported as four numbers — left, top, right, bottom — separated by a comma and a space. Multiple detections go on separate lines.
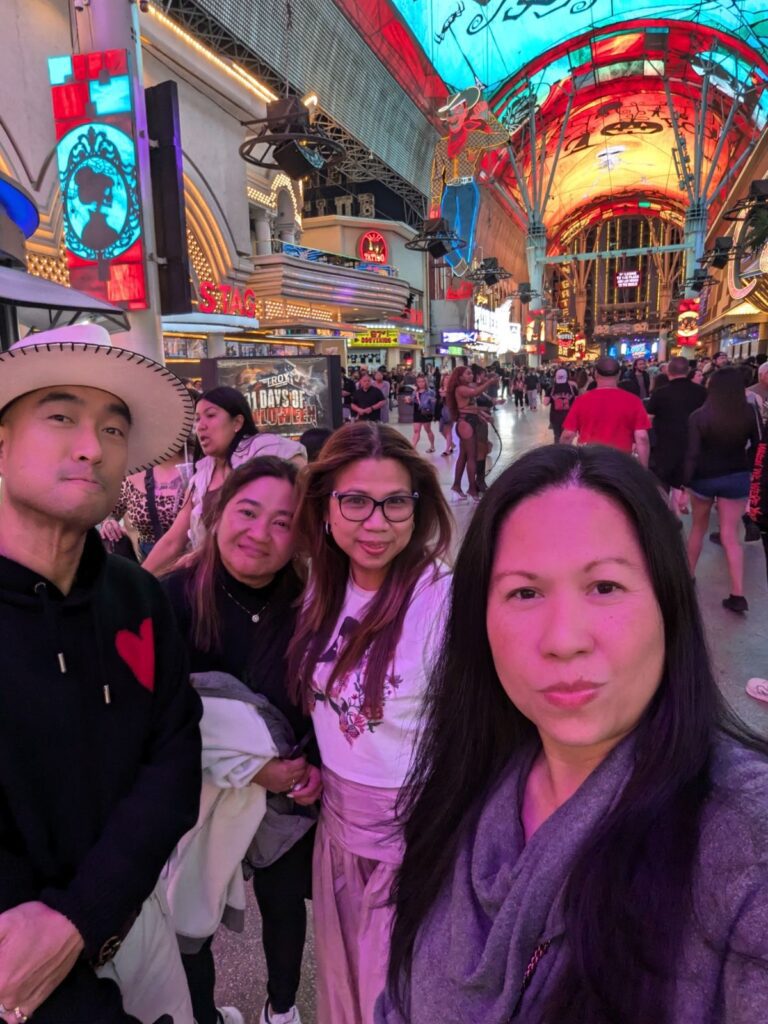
220, 582, 270, 623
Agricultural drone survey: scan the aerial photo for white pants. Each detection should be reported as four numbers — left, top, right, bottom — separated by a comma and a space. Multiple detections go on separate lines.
526, 389, 538, 410
97, 885, 194, 1024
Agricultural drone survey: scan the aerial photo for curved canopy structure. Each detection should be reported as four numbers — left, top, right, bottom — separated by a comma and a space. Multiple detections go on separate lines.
350, 0, 768, 257
386, 0, 768, 95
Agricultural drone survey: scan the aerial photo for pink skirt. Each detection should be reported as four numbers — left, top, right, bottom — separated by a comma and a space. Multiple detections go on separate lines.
313, 766, 402, 1024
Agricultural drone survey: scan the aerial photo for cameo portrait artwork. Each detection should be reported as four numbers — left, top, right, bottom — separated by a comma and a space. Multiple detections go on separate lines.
57, 123, 142, 262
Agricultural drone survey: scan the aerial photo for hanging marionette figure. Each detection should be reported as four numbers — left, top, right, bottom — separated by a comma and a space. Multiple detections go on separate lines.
429, 83, 508, 277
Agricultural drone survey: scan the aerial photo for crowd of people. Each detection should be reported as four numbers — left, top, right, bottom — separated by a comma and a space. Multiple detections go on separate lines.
0, 321, 767, 1024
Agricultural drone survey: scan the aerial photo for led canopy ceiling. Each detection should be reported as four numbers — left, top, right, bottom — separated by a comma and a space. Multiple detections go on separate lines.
389, 0, 768, 93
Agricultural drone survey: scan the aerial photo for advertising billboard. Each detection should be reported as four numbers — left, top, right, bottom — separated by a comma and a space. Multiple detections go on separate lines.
202, 355, 343, 436
48, 49, 148, 309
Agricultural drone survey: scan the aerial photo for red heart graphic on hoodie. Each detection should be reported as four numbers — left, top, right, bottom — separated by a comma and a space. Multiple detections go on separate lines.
116, 618, 155, 692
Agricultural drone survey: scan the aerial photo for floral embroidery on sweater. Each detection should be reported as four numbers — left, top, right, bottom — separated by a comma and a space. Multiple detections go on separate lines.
312, 616, 402, 745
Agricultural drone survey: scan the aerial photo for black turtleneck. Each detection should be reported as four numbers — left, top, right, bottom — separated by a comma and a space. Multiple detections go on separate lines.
163, 562, 308, 738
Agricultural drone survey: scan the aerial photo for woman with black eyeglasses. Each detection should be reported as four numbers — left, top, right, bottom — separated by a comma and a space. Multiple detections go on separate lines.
287, 422, 452, 1024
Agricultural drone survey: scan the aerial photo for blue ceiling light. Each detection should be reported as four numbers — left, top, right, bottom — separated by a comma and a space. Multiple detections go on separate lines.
0, 173, 40, 239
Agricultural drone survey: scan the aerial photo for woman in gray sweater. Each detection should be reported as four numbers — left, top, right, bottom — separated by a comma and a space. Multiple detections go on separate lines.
376, 444, 768, 1024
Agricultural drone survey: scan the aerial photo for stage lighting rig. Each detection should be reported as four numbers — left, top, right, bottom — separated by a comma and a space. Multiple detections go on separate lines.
699, 236, 734, 269
239, 96, 345, 180
405, 217, 465, 260
466, 257, 512, 287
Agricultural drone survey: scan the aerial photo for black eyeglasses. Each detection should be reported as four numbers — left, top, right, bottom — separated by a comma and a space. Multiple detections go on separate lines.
332, 490, 419, 523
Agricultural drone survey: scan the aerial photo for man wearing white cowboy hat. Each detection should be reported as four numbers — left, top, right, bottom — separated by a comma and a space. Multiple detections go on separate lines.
0, 323, 202, 1023
429, 84, 508, 277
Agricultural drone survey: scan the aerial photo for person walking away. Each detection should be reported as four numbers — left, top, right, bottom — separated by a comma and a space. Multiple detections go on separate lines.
0, 323, 202, 1022
143, 388, 306, 575
646, 356, 706, 514
351, 374, 387, 423
560, 355, 651, 467
745, 422, 768, 701
684, 367, 761, 613
542, 368, 579, 443
524, 369, 540, 410
747, 361, 768, 430
163, 459, 319, 1024
288, 423, 452, 1024
374, 372, 391, 424
407, 375, 437, 452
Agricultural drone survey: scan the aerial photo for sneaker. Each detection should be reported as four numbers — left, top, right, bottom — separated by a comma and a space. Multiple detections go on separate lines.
722, 594, 749, 614
259, 1003, 302, 1024
218, 1009, 245, 1024
746, 678, 768, 703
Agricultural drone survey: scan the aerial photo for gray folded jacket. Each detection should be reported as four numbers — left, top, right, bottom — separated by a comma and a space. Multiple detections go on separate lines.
190, 671, 317, 871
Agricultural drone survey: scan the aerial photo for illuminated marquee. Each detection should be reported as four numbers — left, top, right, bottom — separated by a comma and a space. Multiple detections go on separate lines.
48, 49, 148, 310
199, 280, 260, 318
677, 298, 700, 346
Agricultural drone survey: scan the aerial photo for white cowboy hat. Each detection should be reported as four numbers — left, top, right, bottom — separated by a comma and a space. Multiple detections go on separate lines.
0, 324, 195, 475
437, 85, 482, 116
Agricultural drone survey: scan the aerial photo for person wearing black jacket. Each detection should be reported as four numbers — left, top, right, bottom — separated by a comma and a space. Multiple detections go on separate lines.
163, 458, 319, 1024
619, 357, 651, 399
0, 324, 201, 1023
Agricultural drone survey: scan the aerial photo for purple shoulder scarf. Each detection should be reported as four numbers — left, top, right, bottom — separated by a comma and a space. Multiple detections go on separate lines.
375, 736, 636, 1024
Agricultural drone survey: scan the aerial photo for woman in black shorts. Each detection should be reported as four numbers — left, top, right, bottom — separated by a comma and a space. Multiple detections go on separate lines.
685, 368, 761, 613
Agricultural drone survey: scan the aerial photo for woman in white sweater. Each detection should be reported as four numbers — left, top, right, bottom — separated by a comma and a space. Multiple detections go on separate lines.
288, 422, 453, 1024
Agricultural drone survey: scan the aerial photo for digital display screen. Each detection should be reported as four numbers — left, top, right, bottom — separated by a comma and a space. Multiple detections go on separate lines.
616, 270, 641, 288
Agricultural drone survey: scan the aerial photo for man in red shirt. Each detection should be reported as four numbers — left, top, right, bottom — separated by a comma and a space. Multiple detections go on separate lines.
561, 356, 651, 467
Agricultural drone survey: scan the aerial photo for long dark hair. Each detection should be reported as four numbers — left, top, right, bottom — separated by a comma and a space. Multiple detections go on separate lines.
287, 422, 452, 716
200, 386, 258, 463
387, 444, 767, 1023
698, 367, 754, 446
445, 365, 468, 420
176, 457, 300, 652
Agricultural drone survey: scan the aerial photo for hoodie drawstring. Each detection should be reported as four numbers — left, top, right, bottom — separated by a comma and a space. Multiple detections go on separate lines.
90, 600, 112, 705
34, 581, 67, 674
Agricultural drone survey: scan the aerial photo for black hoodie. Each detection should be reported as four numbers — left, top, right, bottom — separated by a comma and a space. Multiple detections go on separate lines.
0, 530, 202, 1021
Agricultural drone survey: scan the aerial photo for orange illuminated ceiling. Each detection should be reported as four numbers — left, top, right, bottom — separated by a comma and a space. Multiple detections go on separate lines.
489, 22, 768, 247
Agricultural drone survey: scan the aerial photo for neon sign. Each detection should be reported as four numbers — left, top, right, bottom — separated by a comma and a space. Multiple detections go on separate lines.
199, 281, 260, 318
677, 298, 699, 346
358, 230, 388, 264
48, 50, 148, 310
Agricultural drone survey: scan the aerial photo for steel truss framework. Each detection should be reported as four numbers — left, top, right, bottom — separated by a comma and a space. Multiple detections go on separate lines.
158, 0, 426, 226
498, 63, 762, 302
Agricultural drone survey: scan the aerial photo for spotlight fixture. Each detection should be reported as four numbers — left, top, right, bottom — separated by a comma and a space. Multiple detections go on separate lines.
517, 282, 533, 304
690, 269, 712, 293
466, 256, 512, 287
723, 177, 768, 222
405, 217, 465, 260
710, 236, 734, 269
239, 95, 345, 180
